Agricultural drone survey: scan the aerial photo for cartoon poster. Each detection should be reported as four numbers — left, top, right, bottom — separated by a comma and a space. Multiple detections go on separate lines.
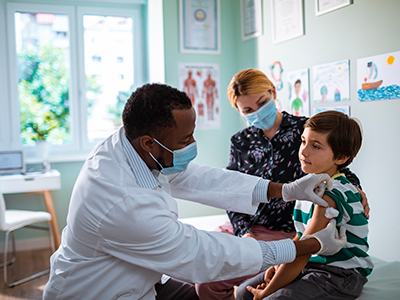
268, 61, 284, 112
313, 106, 350, 117
287, 68, 310, 117
357, 51, 400, 101
178, 62, 221, 130
312, 60, 350, 103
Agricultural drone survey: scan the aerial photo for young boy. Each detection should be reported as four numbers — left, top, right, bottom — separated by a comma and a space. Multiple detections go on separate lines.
238, 111, 374, 300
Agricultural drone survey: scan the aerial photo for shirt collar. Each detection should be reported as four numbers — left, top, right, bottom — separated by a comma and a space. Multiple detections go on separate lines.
331, 173, 345, 180
122, 130, 161, 189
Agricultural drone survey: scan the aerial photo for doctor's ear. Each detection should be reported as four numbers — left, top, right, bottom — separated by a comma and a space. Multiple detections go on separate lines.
140, 135, 155, 152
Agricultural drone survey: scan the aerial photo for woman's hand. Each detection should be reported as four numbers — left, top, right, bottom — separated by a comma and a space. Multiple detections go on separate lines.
355, 186, 370, 219
242, 232, 257, 239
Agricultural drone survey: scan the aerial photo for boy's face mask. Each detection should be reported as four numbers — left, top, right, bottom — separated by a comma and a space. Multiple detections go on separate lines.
149, 138, 198, 175
242, 97, 277, 130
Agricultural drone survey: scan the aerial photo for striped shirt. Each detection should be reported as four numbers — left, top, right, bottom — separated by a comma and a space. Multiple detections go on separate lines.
293, 174, 374, 277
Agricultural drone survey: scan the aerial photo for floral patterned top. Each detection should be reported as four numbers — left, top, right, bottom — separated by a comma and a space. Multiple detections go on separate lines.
227, 111, 360, 237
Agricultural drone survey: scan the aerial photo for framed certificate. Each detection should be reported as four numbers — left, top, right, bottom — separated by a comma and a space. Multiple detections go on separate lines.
271, 0, 304, 44
241, 0, 263, 41
315, 0, 353, 16
179, 0, 221, 54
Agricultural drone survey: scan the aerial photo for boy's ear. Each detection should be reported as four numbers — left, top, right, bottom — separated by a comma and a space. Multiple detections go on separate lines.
334, 155, 350, 166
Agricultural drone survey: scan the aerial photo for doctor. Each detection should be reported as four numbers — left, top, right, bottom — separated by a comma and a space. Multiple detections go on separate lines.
43, 83, 346, 300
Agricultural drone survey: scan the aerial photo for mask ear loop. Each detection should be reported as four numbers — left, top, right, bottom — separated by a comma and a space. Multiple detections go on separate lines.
148, 152, 164, 171
153, 138, 174, 154
149, 138, 174, 171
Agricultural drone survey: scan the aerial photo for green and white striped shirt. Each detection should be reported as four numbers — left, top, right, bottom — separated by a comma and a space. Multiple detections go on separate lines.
293, 174, 374, 277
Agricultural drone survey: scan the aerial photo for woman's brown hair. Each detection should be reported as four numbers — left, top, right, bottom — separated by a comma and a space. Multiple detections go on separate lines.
227, 69, 274, 109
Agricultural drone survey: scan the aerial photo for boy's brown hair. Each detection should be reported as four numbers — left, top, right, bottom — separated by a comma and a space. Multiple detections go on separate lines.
304, 111, 362, 170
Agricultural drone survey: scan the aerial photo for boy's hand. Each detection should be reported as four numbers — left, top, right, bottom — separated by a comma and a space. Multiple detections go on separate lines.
264, 265, 279, 284
247, 284, 268, 300
282, 174, 333, 207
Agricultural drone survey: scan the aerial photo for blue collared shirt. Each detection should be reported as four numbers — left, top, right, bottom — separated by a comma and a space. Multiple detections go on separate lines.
122, 132, 161, 189
121, 131, 294, 271
122, 131, 269, 203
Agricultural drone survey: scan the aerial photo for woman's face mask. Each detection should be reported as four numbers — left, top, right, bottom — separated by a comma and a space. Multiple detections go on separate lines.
149, 139, 198, 175
242, 95, 278, 130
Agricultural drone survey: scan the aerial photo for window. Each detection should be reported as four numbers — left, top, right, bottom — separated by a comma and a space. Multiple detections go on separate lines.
1, 1, 151, 162
82, 14, 135, 142
15, 11, 71, 146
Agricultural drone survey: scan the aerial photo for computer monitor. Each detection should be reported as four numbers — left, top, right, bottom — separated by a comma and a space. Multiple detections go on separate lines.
0, 150, 25, 174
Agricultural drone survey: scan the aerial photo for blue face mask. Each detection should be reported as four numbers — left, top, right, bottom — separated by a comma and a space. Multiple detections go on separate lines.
149, 139, 198, 175
242, 97, 277, 130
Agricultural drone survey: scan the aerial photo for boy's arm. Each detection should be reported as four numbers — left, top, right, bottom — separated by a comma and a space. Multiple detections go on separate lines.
249, 195, 337, 298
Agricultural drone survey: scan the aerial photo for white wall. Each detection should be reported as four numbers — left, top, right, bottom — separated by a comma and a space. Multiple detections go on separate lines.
255, 0, 400, 261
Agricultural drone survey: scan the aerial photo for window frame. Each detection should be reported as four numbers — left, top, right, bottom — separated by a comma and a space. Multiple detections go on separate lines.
0, 3, 10, 149
7, 3, 79, 159
2, 1, 152, 163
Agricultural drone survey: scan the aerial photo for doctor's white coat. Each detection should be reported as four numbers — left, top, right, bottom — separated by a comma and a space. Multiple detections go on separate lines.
43, 128, 266, 300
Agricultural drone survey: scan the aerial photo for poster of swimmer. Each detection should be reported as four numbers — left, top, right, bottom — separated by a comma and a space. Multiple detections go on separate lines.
312, 60, 350, 103
287, 68, 310, 117
357, 51, 400, 101
178, 62, 221, 130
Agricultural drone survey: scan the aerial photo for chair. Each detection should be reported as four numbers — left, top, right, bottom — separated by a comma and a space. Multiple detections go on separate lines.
0, 190, 55, 287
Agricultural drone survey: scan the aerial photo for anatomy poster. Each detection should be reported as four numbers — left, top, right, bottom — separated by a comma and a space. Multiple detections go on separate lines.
357, 51, 400, 101
287, 68, 310, 117
312, 60, 350, 103
178, 62, 221, 129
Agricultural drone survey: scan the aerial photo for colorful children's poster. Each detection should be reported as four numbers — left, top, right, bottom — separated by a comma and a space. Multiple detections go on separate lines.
178, 62, 221, 130
287, 68, 310, 117
357, 51, 400, 101
313, 106, 350, 116
312, 60, 350, 103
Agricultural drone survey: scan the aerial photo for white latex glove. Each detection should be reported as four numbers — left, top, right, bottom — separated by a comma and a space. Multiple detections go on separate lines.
302, 219, 347, 256
282, 173, 333, 207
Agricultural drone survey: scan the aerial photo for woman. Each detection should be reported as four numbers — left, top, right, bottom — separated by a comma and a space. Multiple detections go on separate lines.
195, 69, 369, 300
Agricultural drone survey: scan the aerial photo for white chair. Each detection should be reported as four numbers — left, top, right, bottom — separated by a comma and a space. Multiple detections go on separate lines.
0, 190, 55, 287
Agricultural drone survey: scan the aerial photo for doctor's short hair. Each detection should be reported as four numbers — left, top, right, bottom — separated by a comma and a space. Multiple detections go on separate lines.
123, 83, 192, 141
227, 69, 274, 109
304, 111, 363, 170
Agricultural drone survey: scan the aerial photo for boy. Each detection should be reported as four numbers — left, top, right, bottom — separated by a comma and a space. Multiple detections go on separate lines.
238, 111, 374, 300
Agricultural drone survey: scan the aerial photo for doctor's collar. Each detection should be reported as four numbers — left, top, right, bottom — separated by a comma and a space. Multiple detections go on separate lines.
121, 129, 162, 189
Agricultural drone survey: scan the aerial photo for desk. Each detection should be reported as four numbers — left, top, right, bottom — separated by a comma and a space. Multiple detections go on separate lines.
0, 170, 61, 248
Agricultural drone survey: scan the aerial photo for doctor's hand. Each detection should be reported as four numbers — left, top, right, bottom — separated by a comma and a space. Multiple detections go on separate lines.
282, 174, 333, 207
301, 219, 347, 256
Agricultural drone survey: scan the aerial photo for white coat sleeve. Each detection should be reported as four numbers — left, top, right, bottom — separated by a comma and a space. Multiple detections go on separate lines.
98, 192, 263, 284
168, 163, 262, 215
